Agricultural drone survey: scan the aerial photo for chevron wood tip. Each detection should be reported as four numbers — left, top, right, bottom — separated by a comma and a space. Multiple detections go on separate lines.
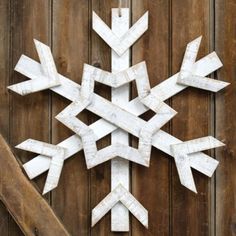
188, 35, 202, 47
92, 10, 148, 56
16, 139, 65, 194
92, 184, 148, 228
9, 40, 61, 96
0, 134, 70, 236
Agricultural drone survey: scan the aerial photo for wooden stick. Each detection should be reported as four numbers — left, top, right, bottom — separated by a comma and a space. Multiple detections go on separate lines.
0, 134, 70, 236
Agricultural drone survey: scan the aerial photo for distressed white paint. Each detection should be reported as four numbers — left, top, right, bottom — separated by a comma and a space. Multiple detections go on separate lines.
170, 136, 225, 192
14, 49, 224, 184
92, 10, 148, 56
55, 61, 174, 170
8, 40, 60, 95
16, 139, 65, 194
111, 9, 131, 231
92, 184, 148, 228
177, 36, 229, 92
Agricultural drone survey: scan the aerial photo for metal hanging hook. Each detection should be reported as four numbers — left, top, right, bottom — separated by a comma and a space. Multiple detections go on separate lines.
118, 0, 122, 17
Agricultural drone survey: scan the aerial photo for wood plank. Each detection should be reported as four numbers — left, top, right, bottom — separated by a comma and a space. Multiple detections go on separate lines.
171, 0, 212, 235
215, 0, 236, 235
131, 0, 171, 235
0, 0, 10, 235
51, 0, 90, 235
10, 0, 52, 235
111, 8, 131, 231
0, 134, 70, 236
90, 1, 130, 235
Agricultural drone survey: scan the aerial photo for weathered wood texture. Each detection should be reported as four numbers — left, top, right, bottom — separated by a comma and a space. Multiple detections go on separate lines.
0, 0, 234, 235
51, 1, 90, 235
0, 135, 70, 236
9, 1, 52, 235
215, 0, 236, 235
171, 0, 213, 235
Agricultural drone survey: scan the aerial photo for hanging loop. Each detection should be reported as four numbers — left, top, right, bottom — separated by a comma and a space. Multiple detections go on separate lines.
118, 0, 122, 17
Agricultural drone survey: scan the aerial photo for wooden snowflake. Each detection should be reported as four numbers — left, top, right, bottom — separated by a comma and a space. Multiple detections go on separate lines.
8, 8, 229, 232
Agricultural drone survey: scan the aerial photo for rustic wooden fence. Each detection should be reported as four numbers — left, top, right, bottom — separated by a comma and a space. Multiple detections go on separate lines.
0, 0, 235, 235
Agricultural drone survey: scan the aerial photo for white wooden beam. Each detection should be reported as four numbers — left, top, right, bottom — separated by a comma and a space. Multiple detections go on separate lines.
111, 8, 131, 231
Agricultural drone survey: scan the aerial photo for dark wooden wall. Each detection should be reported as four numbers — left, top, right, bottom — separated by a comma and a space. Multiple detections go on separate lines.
0, 0, 235, 235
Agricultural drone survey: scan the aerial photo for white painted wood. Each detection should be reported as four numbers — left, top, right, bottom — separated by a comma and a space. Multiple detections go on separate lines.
92, 10, 148, 56
177, 74, 229, 92
55, 60, 175, 169
11, 42, 224, 193
8, 40, 60, 95
177, 37, 229, 92
55, 99, 149, 168
110, 8, 131, 231
16, 139, 65, 194
92, 184, 148, 228
170, 136, 225, 192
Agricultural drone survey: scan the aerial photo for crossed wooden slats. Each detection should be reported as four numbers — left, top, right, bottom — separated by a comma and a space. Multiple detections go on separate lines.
8, 40, 60, 95
13, 48, 225, 186
7, 14, 229, 229
56, 62, 176, 168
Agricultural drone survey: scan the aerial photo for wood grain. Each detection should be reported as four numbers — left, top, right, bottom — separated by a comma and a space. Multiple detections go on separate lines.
171, 0, 212, 235
131, 0, 171, 235
0, 0, 234, 235
0, 134, 70, 236
10, 0, 52, 235
215, 0, 236, 235
0, 0, 10, 235
51, 1, 90, 235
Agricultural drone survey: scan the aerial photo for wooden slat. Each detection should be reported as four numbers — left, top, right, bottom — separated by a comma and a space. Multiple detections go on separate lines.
111, 8, 130, 231
51, 0, 90, 235
131, 0, 171, 235
10, 0, 52, 235
215, 0, 236, 235
171, 0, 212, 235
0, 0, 10, 235
90, 1, 131, 235
0, 134, 70, 236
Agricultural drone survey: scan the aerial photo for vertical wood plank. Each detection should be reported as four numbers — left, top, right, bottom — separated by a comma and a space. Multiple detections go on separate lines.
51, 0, 90, 235
131, 0, 171, 235
111, 8, 130, 232
10, 0, 52, 235
90, 0, 130, 235
215, 0, 236, 235
171, 0, 212, 235
0, 0, 10, 235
